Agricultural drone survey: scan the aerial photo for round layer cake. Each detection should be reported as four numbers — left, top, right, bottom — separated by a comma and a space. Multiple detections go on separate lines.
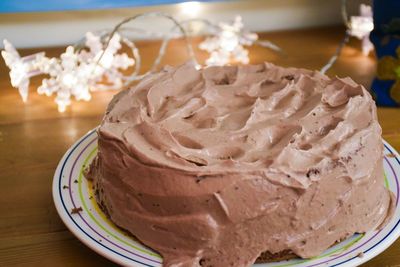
86, 63, 394, 267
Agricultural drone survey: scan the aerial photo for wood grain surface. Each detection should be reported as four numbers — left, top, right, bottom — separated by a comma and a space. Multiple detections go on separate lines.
0, 26, 399, 267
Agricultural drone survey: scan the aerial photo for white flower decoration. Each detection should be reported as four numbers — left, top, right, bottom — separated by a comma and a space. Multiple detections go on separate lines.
349, 4, 374, 55
199, 16, 258, 66
1, 32, 135, 112
1, 40, 44, 102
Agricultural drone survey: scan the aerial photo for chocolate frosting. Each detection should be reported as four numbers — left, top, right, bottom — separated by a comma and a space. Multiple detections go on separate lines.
88, 63, 394, 267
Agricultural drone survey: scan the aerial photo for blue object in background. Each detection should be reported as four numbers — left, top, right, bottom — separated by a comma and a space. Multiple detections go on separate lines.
370, 0, 400, 107
0, 0, 222, 13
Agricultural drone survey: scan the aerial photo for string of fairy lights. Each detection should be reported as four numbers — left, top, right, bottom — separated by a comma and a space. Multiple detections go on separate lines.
321, 0, 373, 74
1, 1, 374, 112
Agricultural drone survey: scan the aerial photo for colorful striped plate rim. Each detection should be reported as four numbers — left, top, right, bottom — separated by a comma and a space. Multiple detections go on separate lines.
52, 129, 400, 267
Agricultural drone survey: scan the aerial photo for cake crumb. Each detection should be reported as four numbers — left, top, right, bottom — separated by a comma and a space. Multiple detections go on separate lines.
282, 75, 295, 81
196, 176, 207, 183
357, 252, 364, 258
73, 179, 78, 184
62, 185, 69, 189
306, 168, 320, 178
199, 259, 206, 266
71, 207, 83, 214
386, 153, 397, 158
340, 156, 352, 163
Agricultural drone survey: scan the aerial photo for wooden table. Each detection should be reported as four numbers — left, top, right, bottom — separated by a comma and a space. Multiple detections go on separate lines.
0, 26, 399, 267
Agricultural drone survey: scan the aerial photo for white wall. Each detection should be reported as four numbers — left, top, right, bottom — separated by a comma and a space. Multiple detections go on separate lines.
0, 0, 342, 48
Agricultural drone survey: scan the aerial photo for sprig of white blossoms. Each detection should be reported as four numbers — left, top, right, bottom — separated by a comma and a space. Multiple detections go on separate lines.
2, 32, 134, 112
199, 16, 258, 66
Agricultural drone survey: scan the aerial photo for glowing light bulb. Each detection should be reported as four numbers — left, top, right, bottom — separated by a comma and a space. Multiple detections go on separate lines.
349, 4, 374, 55
199, 16, 258, 66
61, 73, 77, 87
179, 1, 202, 17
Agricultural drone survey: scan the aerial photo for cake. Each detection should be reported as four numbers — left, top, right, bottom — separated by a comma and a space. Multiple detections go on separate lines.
86, 62, 394, 267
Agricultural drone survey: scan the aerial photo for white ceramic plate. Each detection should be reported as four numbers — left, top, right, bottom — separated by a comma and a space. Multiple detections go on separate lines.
53, 128, 400, 267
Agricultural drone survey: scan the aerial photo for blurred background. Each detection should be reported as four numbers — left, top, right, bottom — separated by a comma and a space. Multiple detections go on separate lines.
0, 0, 349, 48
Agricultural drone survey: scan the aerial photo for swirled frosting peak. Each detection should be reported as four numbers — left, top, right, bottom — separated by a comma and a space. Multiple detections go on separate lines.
88, 62, 394, 267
